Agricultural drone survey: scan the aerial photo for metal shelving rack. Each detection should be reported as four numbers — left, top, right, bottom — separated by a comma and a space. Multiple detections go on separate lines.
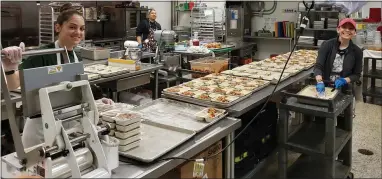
38, 2, 85, 46
278, 88, 354, 179
294, 3, 343, 50
362, 57, 382, 102
191, 6, 225, 42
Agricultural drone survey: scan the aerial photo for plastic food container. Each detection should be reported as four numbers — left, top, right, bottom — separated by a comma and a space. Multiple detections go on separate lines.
190, 57, 229, 78
101, 136, 119, 171
116, 122, 141, 132
115, 128, 141, 139
117, 134, 141, 146
119, 140, 140, 152
195, 107, 226, 123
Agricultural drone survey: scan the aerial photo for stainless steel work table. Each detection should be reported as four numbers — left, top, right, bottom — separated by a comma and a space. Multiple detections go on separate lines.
228, 68, 314, 117
112, 117, 241, 178
82, 54, 162, 100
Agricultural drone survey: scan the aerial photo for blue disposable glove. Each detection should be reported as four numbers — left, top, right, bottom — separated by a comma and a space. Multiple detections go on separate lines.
138, 44, 143, 49
316, 82, 325, 93
334, 78, 347, 89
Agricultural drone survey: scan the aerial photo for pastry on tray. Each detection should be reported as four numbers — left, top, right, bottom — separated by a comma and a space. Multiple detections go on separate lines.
195, 107, 225, 123
211, 95, 239, 103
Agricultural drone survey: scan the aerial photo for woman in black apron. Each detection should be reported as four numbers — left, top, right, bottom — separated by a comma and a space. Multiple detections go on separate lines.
136, 8, 162, 53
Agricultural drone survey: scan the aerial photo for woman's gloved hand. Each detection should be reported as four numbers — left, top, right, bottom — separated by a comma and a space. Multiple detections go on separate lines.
1, 42, 25, 71
101, 98, 114, 105
335, 78, 348, 89
316, 82, 325, 93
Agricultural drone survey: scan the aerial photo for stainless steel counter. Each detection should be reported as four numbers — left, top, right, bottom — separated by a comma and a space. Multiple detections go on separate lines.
228, 68, 314, 117
230, 42, 257, 51
82, 52, 156, 66
88, 63, 163, 85
112, 117, 241, 178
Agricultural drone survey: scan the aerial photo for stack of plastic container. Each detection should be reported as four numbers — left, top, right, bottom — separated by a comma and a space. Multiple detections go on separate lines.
374, 31, 381, 45
101, 110, 142, 152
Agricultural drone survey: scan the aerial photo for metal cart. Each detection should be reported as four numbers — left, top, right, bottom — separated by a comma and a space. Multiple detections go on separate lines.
362, 56, 382, 103
278, 86, 354, 179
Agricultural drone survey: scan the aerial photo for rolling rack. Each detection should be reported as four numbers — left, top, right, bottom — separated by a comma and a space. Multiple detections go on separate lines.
191, 6, 225, 42
362, 56, 382, 103
278, 85, 355, 179
38, 2, 85, 46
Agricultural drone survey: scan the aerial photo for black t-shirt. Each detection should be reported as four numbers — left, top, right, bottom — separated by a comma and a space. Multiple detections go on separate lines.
18, 43, 106, 99
136, 19, 162, 42
19, 43, 82, 70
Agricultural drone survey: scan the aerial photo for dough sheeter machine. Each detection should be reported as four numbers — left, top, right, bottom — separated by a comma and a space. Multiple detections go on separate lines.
1, 48, 116, 178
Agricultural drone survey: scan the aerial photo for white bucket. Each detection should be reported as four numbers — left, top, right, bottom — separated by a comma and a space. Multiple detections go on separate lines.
101, 136, 120, 171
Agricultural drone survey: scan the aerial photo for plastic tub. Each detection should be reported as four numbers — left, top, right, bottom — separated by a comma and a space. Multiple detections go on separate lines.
101, 136, 120, 171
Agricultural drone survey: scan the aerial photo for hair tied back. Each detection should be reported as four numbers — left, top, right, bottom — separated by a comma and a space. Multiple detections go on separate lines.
59, 3, 74, 13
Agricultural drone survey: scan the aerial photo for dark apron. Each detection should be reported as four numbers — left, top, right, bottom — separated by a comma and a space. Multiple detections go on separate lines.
143, 27, 157, 53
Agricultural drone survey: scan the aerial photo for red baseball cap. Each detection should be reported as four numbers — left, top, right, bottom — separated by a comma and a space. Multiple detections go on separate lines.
338, 18, 357, 29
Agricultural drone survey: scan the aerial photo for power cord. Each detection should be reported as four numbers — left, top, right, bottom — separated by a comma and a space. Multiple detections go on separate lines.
156, 1, 315, 163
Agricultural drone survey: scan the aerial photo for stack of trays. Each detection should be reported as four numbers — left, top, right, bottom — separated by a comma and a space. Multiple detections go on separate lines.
313, 20, 324, 29
101, 110, 142, 152
327, 18, 338, 29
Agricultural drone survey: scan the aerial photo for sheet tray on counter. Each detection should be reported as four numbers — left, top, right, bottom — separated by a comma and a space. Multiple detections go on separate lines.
118, 120, 195, 163
132, 98, 227, 132
296, 85, 340, 107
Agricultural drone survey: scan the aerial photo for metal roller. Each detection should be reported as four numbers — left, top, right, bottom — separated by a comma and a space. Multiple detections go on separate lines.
50, 148, 93, 178
1, 48, 67, 58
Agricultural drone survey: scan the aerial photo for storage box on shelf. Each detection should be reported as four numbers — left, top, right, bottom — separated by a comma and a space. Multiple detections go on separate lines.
190, 57, 229, 78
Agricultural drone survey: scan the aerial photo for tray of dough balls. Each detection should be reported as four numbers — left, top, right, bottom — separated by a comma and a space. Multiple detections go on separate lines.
162, 73, 270, 108
84, 64, 129, 77
100, 108, 197, 163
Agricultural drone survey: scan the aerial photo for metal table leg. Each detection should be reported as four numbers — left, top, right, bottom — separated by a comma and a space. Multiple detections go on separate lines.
325, 117, 336, 179
362, 58, 369, 102
338, 102, 353, 167
278, 108, 289, 179
224, 133, 235, 178
152, 70, 159, 100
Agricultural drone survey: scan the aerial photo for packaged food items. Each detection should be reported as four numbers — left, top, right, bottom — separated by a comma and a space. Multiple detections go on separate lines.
195, 107, 226, 123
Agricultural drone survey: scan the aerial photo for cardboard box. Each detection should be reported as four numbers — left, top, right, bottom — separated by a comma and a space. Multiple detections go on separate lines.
158, 141, 223, 179
179, 140, 223, 179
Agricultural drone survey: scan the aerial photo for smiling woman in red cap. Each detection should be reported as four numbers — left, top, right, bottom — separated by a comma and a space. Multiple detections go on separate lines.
314, 18, 363, 95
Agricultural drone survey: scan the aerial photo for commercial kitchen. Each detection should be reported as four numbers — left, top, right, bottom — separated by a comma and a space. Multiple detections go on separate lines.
1, 1, 382, 178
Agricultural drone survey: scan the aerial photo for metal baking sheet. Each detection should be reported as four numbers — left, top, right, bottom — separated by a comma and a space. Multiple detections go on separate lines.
296, 85, 339, 107
132, 98, 227, 132
118, 120, 195, 163
162, 82, 269, 108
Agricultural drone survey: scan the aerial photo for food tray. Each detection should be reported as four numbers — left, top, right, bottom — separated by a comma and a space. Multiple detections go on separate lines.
162, 77, 270, 108
296, 85, 339, 107
84, 64, 129, 77
118, 120, 195, 162
85, 72, 101, 80
132, 98, 227, 132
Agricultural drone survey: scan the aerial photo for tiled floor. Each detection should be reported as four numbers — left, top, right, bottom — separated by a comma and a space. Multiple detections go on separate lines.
251, 84, 382, 179
351, 100, 382, 178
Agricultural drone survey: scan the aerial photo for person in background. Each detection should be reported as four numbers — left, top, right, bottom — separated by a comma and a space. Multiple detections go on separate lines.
1, 3, 113, 148
314, 18, 363, 115
136, 8, 161, 52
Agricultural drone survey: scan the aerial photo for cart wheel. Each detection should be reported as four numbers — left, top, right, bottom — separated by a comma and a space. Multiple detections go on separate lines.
346, 172, 354, 179
363, 96, 367, 103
